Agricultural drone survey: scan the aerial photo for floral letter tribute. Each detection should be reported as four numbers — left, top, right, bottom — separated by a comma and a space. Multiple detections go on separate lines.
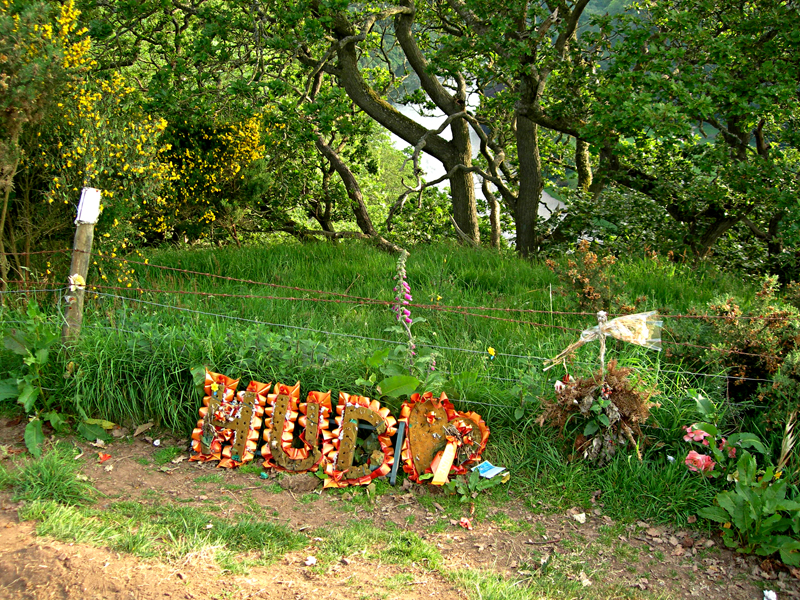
189, 370, 489, 487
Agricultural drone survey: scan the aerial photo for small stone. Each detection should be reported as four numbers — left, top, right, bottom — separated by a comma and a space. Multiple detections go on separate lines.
646, 527, 661, 537
572, 513, 587, 524
668, 536, 680, 547
704, 540, 715, 548
304, 556, 317, 566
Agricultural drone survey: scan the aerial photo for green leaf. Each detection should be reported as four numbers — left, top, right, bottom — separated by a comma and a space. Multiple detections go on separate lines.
3, 329, 29, 355
777, 538, 800, 567
84, 418, 116, 430
598, 414, 611, 427
366, 348, 390, 368
24, 419, 44, 458
41, 411, 67, 432
0, 379, 20, 401
77, 422, 111, 442
697, 505, 729, 523
695, 422, 718, 437
737, 451, 757, 486
190, 365, 206, 396
727, 433, 767, 455
35, 348, 49, 365
584, 421, 599, 436
376, 375, 420, 399
18, 384, 40, 412
514, 407, 524, 420
692, 392, 716, 418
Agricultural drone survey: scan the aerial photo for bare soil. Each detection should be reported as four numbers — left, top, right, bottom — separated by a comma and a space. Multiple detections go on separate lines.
1, 417, 798, 600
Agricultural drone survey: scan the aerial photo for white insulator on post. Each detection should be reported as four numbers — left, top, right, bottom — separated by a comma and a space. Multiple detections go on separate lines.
75, 187, 102, 225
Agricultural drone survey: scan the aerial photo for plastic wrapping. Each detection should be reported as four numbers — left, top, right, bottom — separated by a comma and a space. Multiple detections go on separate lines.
544, 311, 662, 371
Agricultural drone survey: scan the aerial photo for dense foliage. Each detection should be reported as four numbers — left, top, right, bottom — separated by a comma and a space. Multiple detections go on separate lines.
0, 0, 795, 271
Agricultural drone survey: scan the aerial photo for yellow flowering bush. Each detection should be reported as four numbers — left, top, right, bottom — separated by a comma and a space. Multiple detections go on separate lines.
153, 116, 266, 242
0, 0, 92, 282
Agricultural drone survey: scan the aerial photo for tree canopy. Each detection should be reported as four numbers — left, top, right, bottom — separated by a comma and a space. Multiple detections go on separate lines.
1, 0, 797, 274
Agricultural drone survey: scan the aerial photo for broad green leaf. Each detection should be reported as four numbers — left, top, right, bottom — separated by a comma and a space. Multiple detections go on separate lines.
35, 348, 49, 365
77, 422, 111, 442
18, 384, 40, 412
763, 480, 787, 514
695, 422, 718, 437
715, 492, 737, 519
3, 329, 29, 355
42, 411, 68, 433
760, 513, 784, 536
365, 348, 390, 368
24, 419, 44, 458
778, 538, 800, 567
84, 418, 116, 430
692, 393, 716, 418
584, 421, 599, 436
697, 505, 729, 523
376, 375, 420, 398
598, 414, 611, 427
727, 433, 767, 455
737, 451, 757, 486
0, 379, 20, 401
190, 365, 206, 386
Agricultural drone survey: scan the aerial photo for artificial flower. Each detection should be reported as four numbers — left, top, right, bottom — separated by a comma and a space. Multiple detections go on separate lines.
685, 450, 715, 473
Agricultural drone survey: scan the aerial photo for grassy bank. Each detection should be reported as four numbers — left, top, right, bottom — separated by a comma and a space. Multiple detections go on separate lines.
0, 240, 776, 526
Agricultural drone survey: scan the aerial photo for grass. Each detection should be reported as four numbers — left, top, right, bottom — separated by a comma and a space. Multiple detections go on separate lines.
314, 519, 441, 569
0, 443, 97, 506
19, 498, 307, 573
153, 446, 182, 464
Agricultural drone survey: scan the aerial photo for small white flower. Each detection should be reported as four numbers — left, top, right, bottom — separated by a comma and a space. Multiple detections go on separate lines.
764, 591, 777, 600
667, 455, 675, 463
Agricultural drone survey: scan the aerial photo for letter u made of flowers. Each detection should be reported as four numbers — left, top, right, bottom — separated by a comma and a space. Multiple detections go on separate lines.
261, 383, 331, 473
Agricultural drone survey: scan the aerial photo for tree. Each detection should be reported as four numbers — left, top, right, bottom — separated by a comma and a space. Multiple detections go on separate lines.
264, 0, 482, 244
582, 0, 800, 264
0, 0, 91, 286
83, 0, 401, 250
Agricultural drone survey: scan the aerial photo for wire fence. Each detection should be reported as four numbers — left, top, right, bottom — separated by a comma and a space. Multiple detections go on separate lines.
0, 250, 789, 391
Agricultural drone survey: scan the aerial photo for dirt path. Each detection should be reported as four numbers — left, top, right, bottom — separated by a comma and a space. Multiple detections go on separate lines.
0, 419, 797, 600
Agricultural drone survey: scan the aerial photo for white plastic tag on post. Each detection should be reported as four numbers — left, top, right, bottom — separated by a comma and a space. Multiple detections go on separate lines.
75, 187, 102, 225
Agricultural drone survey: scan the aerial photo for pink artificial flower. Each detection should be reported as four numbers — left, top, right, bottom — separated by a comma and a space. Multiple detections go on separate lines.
685, 450, 715, 473
719, 438, 736, 458
683, 424, 711, 446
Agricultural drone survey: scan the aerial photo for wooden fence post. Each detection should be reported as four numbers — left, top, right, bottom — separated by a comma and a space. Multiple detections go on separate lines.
62, 188, 101, 344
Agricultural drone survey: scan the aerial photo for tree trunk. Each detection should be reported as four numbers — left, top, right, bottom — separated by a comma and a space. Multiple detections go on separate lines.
576, 139, 593, 192
482, 179, 501, 248
330, 11, 479, 244
315, 135, 403, 253
514, 113, 544, 257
